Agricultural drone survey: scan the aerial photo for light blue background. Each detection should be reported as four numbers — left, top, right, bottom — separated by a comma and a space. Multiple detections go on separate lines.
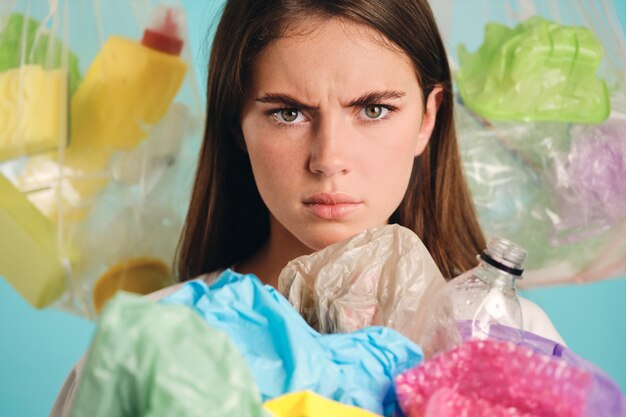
1, 1, 625, 416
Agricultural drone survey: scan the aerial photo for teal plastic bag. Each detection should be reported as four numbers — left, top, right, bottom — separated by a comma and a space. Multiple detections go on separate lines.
69, 293, 266, 417
161, 270, 424, 415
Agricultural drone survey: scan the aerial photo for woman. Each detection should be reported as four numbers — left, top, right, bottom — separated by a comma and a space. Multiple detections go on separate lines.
51, 1, 563, 415
177, 0, 485, 286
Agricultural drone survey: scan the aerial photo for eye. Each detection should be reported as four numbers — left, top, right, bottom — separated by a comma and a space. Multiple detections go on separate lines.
273, 109, 305, 124
361, 104, 390, 120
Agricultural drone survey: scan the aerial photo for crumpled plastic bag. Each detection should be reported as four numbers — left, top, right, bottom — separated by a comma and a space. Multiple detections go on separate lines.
69, 293, 266, 417
278, 224, 445, 345
456, 16, 609, 123
263, 391, 381, 417
395, 339, 594, 417
161, 270, 423, 416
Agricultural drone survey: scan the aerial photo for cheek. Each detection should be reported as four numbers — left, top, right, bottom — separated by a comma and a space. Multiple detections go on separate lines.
362, 121, 421, 197
366, 143, 415, 201
244, 136, 304, 202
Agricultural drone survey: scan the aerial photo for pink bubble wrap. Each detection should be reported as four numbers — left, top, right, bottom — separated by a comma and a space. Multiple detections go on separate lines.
395, 339, 592, 417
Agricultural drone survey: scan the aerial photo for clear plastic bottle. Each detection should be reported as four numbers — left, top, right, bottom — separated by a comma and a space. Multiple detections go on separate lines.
422, 237, 527, 357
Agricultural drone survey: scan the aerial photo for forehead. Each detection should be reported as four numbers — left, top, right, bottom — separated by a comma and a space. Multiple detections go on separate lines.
248, 17, 420, 97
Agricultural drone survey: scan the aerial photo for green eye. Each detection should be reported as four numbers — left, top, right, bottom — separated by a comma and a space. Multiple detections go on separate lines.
364, 105, 383, 119
280, 109, 299, 122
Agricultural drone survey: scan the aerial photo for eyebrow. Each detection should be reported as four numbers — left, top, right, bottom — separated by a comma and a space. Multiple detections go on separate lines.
256, 89, 406, 110
347, 90, 406, 107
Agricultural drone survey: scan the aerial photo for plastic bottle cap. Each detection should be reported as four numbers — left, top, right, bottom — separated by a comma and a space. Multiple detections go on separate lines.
141, 6, 184, 56
483, 237, 527, 274
93, 257, 172, 314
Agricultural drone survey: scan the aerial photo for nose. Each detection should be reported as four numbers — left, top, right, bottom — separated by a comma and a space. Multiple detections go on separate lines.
308, 115, 351, 177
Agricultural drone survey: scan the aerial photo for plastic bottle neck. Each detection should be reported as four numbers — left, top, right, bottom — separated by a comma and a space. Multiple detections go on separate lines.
141, 7, 184, 56
475, 260, 519, 294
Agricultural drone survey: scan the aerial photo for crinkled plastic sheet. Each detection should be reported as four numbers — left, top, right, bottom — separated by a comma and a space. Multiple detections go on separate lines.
278, 224, 445, 346
431, 0, 626, 286
161, 270, 423, 416
0, 0, 203, 317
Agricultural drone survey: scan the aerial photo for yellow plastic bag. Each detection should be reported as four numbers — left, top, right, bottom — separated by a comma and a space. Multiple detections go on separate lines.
264, 391, 381, 417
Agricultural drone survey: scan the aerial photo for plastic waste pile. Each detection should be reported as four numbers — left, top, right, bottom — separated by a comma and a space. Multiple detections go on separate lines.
68, 228, 626, 417
430, 1, 626, 286
0, 0, 203, 317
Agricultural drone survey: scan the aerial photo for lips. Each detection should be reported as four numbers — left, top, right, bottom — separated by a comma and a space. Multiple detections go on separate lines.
303, 193, 362, 220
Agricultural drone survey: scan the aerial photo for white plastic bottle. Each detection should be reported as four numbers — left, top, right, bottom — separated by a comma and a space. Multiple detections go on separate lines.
422, 237, 527, 357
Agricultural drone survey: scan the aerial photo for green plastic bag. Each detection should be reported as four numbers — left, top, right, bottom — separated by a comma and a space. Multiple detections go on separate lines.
69, 293, 267, 417
457, 16, 609, 123
0, 13, 82, 93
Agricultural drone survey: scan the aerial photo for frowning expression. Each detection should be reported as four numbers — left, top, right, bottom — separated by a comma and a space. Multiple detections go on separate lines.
240, 17, 438, 252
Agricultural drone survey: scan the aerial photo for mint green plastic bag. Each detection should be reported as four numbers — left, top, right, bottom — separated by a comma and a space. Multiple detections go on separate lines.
69, 293, 267, 417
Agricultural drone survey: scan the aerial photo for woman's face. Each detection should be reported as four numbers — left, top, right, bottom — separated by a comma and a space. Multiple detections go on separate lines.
241, 17, 440, 252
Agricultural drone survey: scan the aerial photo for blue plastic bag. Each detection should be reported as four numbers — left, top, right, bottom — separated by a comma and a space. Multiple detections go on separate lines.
161, 270, 423, 415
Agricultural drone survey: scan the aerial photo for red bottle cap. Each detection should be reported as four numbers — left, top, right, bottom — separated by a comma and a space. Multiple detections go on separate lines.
141, 7, 184, 56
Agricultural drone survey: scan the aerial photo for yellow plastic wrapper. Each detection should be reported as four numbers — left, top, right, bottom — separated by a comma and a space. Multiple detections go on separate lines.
264, 391, 381, 417
278, 224, 445, 346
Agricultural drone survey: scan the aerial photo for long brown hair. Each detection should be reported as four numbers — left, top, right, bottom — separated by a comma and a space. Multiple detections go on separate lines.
176, 0, 485, 281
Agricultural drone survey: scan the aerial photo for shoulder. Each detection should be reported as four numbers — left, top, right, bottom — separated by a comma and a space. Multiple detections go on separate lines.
519, 296, 566, 345
49, 270, 224, 417
144, 270, 223, 302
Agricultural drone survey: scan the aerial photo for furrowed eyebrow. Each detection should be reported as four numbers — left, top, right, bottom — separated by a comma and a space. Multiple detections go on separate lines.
347, 90, 406, 107
256, 93, 318, 112
256, 89, 406, 110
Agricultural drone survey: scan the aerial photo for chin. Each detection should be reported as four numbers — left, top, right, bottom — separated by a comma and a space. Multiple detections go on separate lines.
298, 224, 366, 251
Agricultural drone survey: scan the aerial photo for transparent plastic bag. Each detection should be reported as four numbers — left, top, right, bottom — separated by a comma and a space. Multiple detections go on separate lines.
431, 0, 626, 286
0, 0, 203, 316
278, 224, 446, 346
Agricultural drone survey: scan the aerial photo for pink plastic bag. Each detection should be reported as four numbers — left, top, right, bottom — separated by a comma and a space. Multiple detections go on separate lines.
395, 339, 592, 417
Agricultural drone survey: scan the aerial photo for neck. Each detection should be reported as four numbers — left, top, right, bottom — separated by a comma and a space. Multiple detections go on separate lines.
236, 216, 313, 288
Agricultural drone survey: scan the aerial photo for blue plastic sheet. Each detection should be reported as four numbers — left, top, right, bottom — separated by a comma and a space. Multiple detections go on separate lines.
161, 270, 423, 415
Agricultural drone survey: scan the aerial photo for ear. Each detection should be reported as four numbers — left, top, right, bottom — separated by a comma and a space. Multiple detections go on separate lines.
415, 85, 444, 156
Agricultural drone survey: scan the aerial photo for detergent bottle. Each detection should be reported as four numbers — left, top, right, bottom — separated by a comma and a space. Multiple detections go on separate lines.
70, 5, 188, 151
20, 6, 189, 223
